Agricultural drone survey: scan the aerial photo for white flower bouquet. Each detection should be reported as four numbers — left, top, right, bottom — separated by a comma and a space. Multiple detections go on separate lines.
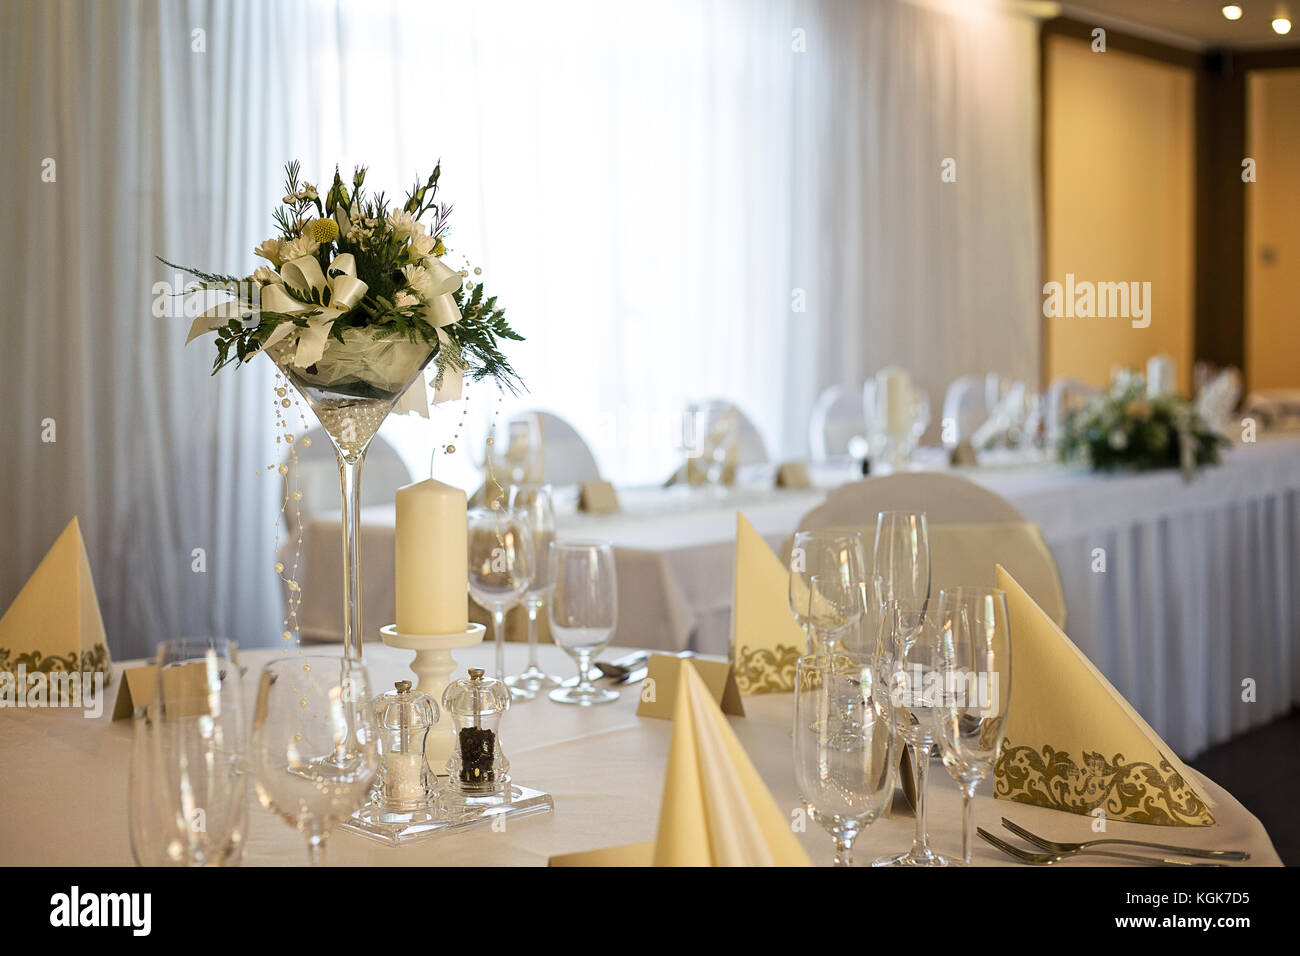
163, 161, 522, 402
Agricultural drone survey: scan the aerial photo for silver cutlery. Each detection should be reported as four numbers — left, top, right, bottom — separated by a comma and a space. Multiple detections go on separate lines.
590, 655, 650, 686
1001, 817, 1249, 861
977, 828, 1226, 867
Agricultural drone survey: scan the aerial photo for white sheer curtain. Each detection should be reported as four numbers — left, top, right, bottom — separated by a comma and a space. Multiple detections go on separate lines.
0, 0, 1041, 657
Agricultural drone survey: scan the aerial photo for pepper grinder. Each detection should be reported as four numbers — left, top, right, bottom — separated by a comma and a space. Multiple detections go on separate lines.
441, 667, 511, 798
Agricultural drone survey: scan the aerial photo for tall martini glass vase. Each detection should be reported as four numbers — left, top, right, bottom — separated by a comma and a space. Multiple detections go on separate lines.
269, 330, 435, 659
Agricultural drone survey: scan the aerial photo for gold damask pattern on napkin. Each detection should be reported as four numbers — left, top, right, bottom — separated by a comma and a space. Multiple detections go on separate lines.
732, 643, 800, 694
994, 740, 1215, 827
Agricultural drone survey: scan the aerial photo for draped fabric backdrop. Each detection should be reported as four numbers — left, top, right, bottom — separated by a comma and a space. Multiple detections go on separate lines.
0, 0, 1042, 657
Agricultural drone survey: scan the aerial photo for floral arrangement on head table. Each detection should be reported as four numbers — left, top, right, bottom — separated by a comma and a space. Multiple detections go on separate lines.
1056, 378, 1228, 478
161, 160, 523, 398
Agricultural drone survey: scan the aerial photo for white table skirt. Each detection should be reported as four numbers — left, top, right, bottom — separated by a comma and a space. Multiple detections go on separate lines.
0, 643, 1281, 867
294, 437, 1300, 758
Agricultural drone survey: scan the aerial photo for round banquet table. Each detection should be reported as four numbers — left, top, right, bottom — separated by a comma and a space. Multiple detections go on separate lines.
0, 643, 1281, 867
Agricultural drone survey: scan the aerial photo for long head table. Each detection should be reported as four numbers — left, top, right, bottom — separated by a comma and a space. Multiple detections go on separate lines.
0, 642, 1280, 867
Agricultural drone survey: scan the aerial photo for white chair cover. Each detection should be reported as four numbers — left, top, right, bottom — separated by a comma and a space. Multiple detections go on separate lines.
809, 385, 867, 460
525, 410, 602, 486
1195, 368, 1242, 435
286, 430, 412, 533
941, 375, 990, 447
702, 399, 769, 466
795, 473, 1067, 627
1045, 377, 1100, 442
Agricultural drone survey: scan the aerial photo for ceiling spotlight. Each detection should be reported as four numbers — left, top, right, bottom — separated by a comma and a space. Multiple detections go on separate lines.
1223, 4, 1243, 20
1274, 16, 1293, 33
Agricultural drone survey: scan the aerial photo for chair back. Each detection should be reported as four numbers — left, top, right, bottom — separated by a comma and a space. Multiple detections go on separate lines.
794, 473, 1067, 627
809, 385, 867, 460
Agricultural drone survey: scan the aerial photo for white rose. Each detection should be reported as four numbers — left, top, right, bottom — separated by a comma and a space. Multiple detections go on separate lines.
407, 231, 436, 260
394, 290, 419, 310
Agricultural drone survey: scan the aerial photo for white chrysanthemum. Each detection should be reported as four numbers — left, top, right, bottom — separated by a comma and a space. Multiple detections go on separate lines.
253, 238, 284, 266
252, 265, 281, 286
281, 235, 320, 262
388, 210, 422, 242
401, 264, 435, 302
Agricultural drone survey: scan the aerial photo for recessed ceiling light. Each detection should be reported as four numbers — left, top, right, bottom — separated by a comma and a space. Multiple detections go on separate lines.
1223, 4, 1243, 20
1274, 16, 1293, 32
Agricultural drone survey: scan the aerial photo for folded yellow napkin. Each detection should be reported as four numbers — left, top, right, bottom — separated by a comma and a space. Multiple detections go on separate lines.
994, 565, 1214, 826
551, 660, 811, 866
730, 512, 807, 694
0, 518, 112, 690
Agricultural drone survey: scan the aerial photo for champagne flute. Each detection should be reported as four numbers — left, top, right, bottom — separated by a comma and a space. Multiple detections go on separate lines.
872, 511, 930, 609
467, 506, 535, 701
128, 636, 246, 866
547, 540, 619, 706
876, 602, 948, 867
793, 653, 896, 866
506, 484, 563, 692
933, 587, 1012, 864
249, 655, 379, 865
789, 529, 868, 654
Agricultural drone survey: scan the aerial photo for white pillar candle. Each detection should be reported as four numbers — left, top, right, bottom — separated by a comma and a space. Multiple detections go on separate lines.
1146, 354, 1176, 398
879, 368, 911, 436
395, 478, 468, 635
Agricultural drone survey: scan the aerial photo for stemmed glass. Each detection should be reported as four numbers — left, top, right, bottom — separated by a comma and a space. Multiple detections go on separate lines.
128, 636, 247, 866
876, 603, 948, 867
547, 540, 620, 706
467, 506, 535, 701
872, 511, 930, 609
249, 655, 379, 865
506, 484, 563, 692
933, 587, 1012, 864
793, 653, 896, 866
789, 529, 868, 654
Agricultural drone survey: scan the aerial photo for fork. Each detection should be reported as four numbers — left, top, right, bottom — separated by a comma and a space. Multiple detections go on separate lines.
977, 828, 1226, 867
1001, 817, 1250, 862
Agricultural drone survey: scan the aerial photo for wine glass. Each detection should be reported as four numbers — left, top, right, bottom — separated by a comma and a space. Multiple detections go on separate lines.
933, 587, 1012, 864
788, 530, 868, 654
467, 506, 535, 701
793, 653, 896, 866
872, 511, 930, 610
876, 602, 948, 867
128, 637, 246, 866
250, 655, 378, 865
547, 540, 619, 706
506, 484, 563, 692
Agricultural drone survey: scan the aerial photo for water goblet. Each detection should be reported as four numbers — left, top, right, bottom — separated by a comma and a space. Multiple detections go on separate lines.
547, 540, 619, 706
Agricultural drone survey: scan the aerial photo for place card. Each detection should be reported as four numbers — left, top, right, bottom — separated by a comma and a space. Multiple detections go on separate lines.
112, 660, 234, 720
577, 479, 620, 514
636, 653, 744, 719
774, 461, 811, 489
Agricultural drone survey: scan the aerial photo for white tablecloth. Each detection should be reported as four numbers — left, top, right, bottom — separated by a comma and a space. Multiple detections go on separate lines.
296, 437, 1300, 757
0, 643, 1280, 866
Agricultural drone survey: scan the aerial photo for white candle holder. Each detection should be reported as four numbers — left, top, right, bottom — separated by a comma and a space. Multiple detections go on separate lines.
380, 623, 486, 772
